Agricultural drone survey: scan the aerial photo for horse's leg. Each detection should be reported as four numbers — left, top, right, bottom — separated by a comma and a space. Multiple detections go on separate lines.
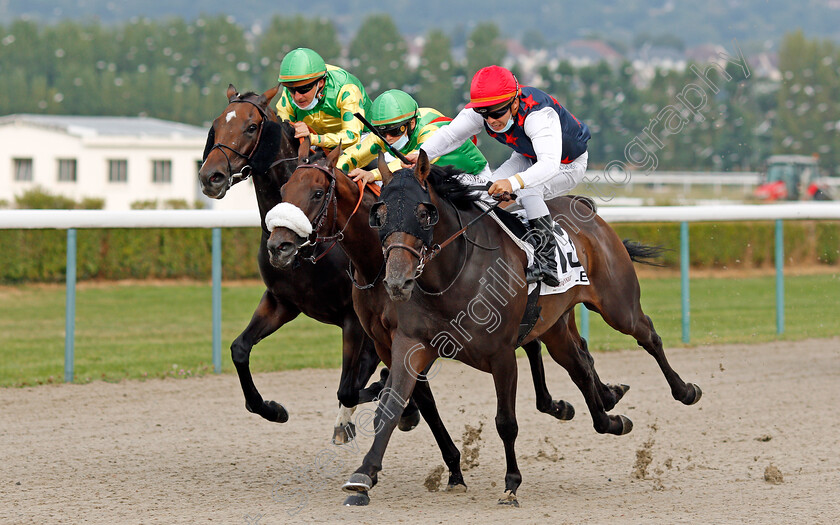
342, 338, 433, 506
411, 379, 466, 491
596, 292, 702, 405
521, 339, 575, 420
563, 310, 629, 411
355, 367, 422, 433
333, 319, 381, 444
539, 321, 633, 436
490, 351, 522, 507
231, 291, 299, 423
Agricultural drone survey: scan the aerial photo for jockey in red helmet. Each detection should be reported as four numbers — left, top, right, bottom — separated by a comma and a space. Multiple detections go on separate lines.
407, 65, 591, 287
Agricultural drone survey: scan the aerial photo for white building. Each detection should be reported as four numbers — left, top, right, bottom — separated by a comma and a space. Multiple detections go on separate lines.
0, 114, 257, 211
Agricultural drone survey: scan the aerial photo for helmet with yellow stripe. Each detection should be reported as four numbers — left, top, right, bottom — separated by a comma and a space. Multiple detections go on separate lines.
278, 48, 327, 84
370, 89, 419, 136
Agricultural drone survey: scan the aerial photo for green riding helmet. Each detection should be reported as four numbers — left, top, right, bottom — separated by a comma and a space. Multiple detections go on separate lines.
278, 48, 327, 83
370, 89, 419, 134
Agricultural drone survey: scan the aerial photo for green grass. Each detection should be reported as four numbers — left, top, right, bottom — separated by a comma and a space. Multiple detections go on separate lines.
1, 274, 838, 387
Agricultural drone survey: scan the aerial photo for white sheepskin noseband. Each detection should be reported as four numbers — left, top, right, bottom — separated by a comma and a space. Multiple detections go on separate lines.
265, 202, 313, 238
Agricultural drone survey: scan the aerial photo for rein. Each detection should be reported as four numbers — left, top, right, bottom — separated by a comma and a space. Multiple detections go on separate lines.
296, 163, 368, 265
388, 194, 505, 282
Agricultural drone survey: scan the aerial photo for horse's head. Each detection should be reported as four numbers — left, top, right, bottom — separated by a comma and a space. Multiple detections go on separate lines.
375, 150, 440, 301
264, 138, 344, 269
198, 84, 281, 199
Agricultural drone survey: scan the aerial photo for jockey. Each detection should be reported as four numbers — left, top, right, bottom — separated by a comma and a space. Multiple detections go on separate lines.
275, 47, 372, 149
411, 65, 591, 287
339, 89, 490, 184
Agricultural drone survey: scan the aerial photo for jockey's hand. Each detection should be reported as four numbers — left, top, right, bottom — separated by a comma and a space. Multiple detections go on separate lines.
401, 152, 419, 168
488, 179, 513, 196
350, 169, 376, 184
488, 179, 515, 202
292, 122, 311, 139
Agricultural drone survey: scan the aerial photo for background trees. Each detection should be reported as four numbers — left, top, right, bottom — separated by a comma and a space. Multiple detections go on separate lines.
1, 14, 837, 173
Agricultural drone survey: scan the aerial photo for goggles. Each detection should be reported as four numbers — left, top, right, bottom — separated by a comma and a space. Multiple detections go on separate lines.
474, 99, 514, 120
285, 77, 323, 95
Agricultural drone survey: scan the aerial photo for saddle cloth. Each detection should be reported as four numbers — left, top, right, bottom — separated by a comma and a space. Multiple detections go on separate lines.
476, 202, 590, 295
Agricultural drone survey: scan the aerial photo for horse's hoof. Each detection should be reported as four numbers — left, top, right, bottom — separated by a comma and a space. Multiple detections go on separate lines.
342, 491, 370, 506
498, 491, 519, 507
342, 473, 373, 493
332, 422, 356, 445
550, 400, 575, 421
266, 400, 289, 423
617, 415, 633, 435
445, 482, 467, 493
398, 408, 421, 432
614, 383, 630, 400
681, 383, 702, 405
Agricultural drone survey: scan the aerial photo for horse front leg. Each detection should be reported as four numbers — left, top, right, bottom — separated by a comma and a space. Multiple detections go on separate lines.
333, 319, 381, 445
341, 338, 433, 506
231, 291, 299, 423
491, 351, 523, 507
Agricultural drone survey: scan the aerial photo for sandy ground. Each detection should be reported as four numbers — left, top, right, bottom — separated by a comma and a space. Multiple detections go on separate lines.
2, 338, 839, 525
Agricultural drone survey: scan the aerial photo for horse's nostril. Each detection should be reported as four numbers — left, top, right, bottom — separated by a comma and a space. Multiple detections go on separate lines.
278, 242, 296, 256
210, 173, 225, 186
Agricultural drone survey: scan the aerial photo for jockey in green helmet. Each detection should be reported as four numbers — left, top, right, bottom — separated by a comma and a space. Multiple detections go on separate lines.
276, 47, 372, 149
339, 89, 489, 184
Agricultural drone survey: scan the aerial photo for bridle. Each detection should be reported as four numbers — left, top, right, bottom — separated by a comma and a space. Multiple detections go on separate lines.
202, 98, 296, 188
292, 162, 368, 265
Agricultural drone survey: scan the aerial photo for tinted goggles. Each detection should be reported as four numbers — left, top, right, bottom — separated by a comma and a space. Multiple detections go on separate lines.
286, 78, 322, 95
474, 99, 514, 120
375, 122, 409, 137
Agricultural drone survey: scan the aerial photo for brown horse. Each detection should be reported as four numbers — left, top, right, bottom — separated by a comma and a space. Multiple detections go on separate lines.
197, 84, 420, 443
266, 147, 655, 505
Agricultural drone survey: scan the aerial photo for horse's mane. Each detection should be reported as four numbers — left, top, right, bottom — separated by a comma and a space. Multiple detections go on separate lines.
423, 164, 481, 210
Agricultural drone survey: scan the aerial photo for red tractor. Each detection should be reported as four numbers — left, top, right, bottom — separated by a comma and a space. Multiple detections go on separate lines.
754, 155, 833, 201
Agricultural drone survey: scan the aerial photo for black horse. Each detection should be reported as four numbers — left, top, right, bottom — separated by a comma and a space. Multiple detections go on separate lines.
197, 84, 420, 443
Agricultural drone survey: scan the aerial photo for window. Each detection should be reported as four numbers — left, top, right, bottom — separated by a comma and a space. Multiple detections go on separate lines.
58, 159, 77, 182
13, 158, 33, 182
108, 159, 128, 183
152, 160, 172, 183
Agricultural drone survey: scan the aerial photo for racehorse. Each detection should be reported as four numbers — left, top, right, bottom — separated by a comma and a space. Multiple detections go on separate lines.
265, 147, 659, 505
197, 84, 420, 443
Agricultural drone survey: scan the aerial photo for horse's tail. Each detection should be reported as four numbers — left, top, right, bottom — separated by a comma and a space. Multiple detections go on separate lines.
622, 239, 667, 267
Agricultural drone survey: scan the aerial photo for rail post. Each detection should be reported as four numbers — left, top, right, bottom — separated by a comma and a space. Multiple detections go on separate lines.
680, 221, 690, 343
64, 228, 77, 383
212, 228, 222, 373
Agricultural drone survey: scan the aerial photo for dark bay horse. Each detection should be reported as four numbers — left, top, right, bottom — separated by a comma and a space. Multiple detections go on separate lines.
197, 84, 420, 443
266, 147, 646, 506
357, 151, 701, 505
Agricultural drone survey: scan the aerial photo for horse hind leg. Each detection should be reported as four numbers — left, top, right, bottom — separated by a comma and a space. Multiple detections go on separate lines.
565, 310, 629, 411
635, 314, 702, 405
540, 321, 632, 436
522, 339, 575, 421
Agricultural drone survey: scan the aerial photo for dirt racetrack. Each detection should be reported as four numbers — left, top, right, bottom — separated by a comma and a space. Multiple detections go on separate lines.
2, 338, 839, 524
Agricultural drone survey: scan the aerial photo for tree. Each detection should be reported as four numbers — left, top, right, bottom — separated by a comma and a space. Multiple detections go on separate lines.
348, 14, 408, 98
415, 30, 457, 116
257, 16, 342, 89
465, 22, 506, 79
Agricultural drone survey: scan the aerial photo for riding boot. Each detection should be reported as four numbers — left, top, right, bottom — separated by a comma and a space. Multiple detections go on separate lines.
524, 215, 561, 287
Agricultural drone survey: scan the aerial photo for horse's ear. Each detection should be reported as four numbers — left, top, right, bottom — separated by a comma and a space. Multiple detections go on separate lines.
415, 149, 431, 186
260, 84, 280, 106
226, 84, 237, 101
326, 140, 343, 169
378, 152, 393, 186
297, 135, 311, 164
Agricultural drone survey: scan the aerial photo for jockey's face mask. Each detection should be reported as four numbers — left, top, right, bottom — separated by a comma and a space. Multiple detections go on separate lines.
370, 170, 439, 248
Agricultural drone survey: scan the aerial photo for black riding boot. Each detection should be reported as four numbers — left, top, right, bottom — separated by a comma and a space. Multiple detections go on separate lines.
524, 215, 561, 287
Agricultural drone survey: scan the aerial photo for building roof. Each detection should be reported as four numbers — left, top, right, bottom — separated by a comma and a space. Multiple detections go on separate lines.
0, 114, 207, 139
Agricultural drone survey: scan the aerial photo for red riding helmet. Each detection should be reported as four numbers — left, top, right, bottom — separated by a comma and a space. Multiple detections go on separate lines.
465, 65, 520, 109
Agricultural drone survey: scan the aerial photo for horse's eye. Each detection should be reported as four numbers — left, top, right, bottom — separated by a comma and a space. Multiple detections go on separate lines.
247, 124, 258, 133
313, 189, 325, 199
